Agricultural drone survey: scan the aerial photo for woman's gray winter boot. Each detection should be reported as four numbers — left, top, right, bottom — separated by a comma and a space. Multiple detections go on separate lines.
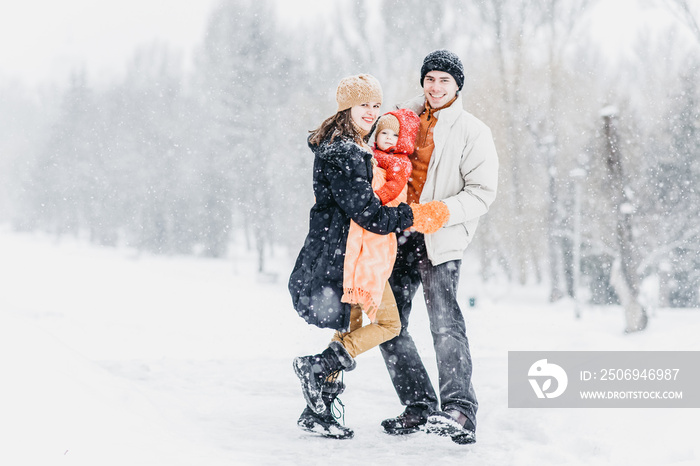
293, 341, 356, 414
297, 380, 353, 439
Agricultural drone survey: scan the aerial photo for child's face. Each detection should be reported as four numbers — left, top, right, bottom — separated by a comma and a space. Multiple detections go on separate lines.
376, 129, 399, 151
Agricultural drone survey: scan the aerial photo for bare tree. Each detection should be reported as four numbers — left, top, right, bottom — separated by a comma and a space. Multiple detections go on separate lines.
472, 0, 598, 290
601, 106, 648, 333
534, 0, 597, 301
662, 0, 700, 42
471, 0, 542, 284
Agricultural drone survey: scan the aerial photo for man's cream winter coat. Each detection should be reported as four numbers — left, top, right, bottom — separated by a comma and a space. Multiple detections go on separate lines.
398, 94, 499, 265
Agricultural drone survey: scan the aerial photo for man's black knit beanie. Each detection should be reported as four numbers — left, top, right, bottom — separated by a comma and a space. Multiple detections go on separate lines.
420, 49, 464, 91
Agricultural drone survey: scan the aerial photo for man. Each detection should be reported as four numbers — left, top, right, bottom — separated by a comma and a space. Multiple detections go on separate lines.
379, 49, 499, 445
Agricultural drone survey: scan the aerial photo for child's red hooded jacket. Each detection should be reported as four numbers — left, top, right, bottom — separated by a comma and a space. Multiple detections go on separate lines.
373, 108, 420, 205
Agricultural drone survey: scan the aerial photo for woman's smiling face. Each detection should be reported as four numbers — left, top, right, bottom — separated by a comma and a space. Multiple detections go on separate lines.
350, 101, 382, 133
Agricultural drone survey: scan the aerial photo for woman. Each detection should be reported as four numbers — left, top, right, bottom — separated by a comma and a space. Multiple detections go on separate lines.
288, 74, 449, 439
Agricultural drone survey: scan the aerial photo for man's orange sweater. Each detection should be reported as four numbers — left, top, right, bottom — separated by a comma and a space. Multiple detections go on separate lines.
407, 96, 457, 204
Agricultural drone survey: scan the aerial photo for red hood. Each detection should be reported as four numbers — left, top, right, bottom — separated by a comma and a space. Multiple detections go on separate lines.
382, 108, 420, 155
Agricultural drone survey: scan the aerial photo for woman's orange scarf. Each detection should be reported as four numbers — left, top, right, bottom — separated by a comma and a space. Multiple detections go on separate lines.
341, 164, 406, 322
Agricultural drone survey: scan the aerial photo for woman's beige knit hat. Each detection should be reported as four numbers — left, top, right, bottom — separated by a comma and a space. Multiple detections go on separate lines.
336, 74, 383, 112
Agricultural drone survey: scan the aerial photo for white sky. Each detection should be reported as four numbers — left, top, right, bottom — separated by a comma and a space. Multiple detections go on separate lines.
0, 0, 684, 91
587, 0, 682, 55
0, 0, 218, 89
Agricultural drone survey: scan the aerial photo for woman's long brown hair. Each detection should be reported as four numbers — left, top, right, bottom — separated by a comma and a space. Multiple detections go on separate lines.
309, 109, 368, 146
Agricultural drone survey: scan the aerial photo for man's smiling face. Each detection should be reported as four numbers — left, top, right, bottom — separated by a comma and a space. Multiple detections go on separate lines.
423, 70, 459, 108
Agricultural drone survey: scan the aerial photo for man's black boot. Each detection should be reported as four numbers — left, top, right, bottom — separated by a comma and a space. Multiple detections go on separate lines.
425, 409, 476, 444
381, 405, 430, 435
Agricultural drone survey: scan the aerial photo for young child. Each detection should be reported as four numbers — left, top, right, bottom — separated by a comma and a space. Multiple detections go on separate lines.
373, 109, 420, 207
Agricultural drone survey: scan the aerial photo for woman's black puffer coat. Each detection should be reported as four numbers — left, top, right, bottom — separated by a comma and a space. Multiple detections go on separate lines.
289, 137, 414, 330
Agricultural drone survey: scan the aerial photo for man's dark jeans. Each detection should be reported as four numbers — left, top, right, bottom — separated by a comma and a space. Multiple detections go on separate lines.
380, 231, 478, 431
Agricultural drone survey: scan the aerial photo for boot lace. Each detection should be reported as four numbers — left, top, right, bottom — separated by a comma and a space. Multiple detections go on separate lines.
327, 371, 346, 425
331, 396, 346, 425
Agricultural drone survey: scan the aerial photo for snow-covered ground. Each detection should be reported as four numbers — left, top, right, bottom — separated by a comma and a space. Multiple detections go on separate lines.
1, 229, 698, 466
